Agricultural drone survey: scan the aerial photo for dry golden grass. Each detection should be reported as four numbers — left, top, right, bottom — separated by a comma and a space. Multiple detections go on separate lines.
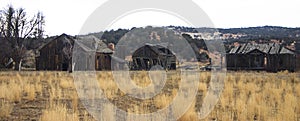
40, 103, 79, 121
23, 83, 37, 101
130, 71, 152, 88
0, 71, 299, 121
154, 94, 172, 109
178, 101, 197, 121
0, 101, 13, 118
0, 80, 22, 102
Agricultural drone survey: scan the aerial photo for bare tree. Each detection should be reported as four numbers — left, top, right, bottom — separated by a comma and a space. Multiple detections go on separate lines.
0, 5, 45, 70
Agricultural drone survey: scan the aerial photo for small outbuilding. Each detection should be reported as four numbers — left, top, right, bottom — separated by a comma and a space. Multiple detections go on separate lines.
132, 43, 176, 70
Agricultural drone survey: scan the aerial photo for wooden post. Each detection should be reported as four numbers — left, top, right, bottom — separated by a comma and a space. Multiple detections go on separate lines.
234, 55, 237, 70
248, 55, 251, 69
96, 56, 99, 70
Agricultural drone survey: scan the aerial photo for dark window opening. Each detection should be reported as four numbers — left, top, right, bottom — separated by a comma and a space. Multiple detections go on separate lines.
153, 59, 158, 65
62, 63, 69, 71
136, 58, 142, 69
171, 63, 176, 69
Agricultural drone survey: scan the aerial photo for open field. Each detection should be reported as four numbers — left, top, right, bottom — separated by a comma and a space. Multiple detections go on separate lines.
0, 71, 299, 121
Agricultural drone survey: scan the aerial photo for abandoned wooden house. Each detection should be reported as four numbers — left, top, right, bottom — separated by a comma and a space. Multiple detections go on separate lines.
36, 34, 114, 71
131, 43, 176, 70
226, 43, 296, 72
36, 34, 75, 71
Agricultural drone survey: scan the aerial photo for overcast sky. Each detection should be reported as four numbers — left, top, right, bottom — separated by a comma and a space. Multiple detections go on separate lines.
1, 0, 300, 36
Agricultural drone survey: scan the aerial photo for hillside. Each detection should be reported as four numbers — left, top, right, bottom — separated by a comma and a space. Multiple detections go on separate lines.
170, 26, 300, 45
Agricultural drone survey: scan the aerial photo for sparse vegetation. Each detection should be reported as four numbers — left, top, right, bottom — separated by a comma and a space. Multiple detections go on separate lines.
0, 71, 299, 121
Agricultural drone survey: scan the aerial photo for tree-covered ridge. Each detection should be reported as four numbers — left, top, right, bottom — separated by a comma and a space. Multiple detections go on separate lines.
89, 26, 300, 45
169, 26, 300, 43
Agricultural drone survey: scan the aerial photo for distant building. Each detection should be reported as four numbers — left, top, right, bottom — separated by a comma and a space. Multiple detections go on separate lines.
295, 41, 300, 71
132, 43, 176, 70
226, 43, 296, 72
296, 41, 300, 53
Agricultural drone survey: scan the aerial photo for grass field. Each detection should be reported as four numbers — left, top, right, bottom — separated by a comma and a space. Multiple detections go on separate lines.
0, 71, 299, 121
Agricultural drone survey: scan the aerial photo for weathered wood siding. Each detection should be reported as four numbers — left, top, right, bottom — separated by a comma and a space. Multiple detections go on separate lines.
37, 34, 115, 71
96, 53, 111, 70
36, 34, 74, 71
227, 50, 265, 70
36, 38, 72, 70
226, 43, 296, 72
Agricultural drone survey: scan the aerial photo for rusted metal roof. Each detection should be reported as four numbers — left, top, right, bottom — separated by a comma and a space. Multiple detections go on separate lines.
229, 46, 240, 53
280, 47, 294, 54
228, 43, 295, 55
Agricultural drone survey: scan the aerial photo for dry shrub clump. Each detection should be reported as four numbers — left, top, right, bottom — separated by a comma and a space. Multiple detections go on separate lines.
0, 101, 13, 118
